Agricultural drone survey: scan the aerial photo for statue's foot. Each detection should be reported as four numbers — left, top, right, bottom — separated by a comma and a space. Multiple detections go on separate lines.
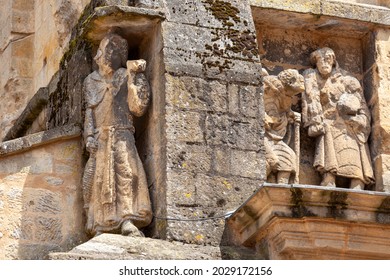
277, 171, 291, 184
350, 179, 364, 190
320, 173, 336, 187
121, 220, 144, 237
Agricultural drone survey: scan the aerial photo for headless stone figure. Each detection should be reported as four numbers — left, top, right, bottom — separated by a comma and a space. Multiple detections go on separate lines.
264, 69, 305, 184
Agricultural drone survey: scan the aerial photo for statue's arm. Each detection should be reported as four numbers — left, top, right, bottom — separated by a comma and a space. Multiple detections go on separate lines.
127, 72, 151, 117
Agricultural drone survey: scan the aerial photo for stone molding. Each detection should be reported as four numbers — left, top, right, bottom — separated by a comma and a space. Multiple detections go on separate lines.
250, 0, 390, 26
0, 124, 81, 157
227, 183, 390, 259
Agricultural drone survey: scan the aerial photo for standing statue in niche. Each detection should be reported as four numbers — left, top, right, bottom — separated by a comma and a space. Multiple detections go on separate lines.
264, 69, 305, 184
302, 47, 374, 189
82, 33, 152, 237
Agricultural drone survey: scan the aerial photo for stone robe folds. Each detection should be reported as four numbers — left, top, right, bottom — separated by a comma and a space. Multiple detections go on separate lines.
264, 75, 296, 175
302, 68, 374, 184
83, 67, 152, 236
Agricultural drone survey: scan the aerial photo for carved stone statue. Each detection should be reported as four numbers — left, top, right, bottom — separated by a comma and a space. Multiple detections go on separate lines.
264, 69, 305, 184
82, 33, 152, 237
302, 47, 374, 189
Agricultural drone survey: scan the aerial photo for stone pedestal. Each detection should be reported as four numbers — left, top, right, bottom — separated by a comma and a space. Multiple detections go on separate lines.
226, 183, 390, 259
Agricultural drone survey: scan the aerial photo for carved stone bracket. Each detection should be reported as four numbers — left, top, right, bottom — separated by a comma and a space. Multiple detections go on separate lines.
226, 183, 390, 259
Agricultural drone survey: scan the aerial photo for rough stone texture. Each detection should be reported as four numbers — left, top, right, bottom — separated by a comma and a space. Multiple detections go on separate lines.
0, 0, 91, 141
49, 233, 258, 260
370, 28, 390, 192
1, 0, 390, 261
226, 183, 390, 259
0, 129, 86, 259
160, 0, 265, 246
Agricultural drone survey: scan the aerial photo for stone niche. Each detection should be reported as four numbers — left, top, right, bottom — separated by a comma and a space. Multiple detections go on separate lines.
252, 6, 379, 190
84, 5, 166, 237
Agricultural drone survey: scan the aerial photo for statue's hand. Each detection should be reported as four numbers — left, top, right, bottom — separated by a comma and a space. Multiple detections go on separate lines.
345, 115, 365, 130
289, 111, 301, 123
308, 124, 325, 137
86, 136, 98, 154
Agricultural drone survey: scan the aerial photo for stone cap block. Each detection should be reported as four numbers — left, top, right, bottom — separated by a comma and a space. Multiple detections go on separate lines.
0, 124, 81, 157
83, 5, 165, 44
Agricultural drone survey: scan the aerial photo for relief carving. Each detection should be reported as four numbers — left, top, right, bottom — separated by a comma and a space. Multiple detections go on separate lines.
264, 69, 305, 184
82, 33, 152, 237
302, 47, 374, 189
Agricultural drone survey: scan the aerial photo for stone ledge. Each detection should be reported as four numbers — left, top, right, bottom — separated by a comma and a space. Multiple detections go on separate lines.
84, 5, 165, 44
250, 0, 390, 27
49, 233, 236, 260
0, 124, 81, 157
226, 183, 390, 259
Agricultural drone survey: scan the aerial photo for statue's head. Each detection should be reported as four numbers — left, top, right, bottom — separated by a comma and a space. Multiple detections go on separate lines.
95, 33, 128, 74
278, 69, 305, 96
310, 47, 337, 77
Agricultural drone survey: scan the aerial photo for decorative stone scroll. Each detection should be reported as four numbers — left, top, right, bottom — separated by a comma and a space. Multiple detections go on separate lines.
264, 69, 305, 184
302, 47, 374, 190
82, 33, 152, 237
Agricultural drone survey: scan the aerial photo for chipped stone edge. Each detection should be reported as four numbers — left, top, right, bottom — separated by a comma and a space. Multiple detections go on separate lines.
0, 124, 82, 158
95, 5, 166, 19
250, 0, 390, 26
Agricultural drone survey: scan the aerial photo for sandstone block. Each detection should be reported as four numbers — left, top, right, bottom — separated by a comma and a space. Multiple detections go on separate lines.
228, 83, 240, 115
231, 149, 263, 179
167, 142, 212, 173
206, 114, 262, 150
213, 147, 231, 174
164, 0, 198, 24
35, 217, 63, 243
166, 171, 197, 206
239, 85, 261, 118
166, 109, 204, 143
12, 10, 35, 33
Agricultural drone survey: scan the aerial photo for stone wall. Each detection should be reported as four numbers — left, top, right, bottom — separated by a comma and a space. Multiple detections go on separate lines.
160, 0, 264, 245
0, 0, 90, 141
370, 28, 390, 192
0, 126, 86, 259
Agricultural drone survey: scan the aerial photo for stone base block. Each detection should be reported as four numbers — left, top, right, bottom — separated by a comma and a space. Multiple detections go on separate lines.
49, 233, 258, 260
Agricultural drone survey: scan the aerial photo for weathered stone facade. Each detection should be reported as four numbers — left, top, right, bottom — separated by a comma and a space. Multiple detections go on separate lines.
0, 0, 390, 260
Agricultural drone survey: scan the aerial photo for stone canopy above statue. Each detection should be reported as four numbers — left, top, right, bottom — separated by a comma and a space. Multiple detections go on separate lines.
83, 4, 164, 46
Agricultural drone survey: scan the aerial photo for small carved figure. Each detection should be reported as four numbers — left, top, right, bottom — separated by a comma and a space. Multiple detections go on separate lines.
264, 69, 305, 184
302, 47, 374, 189
82, 33, 152, 237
